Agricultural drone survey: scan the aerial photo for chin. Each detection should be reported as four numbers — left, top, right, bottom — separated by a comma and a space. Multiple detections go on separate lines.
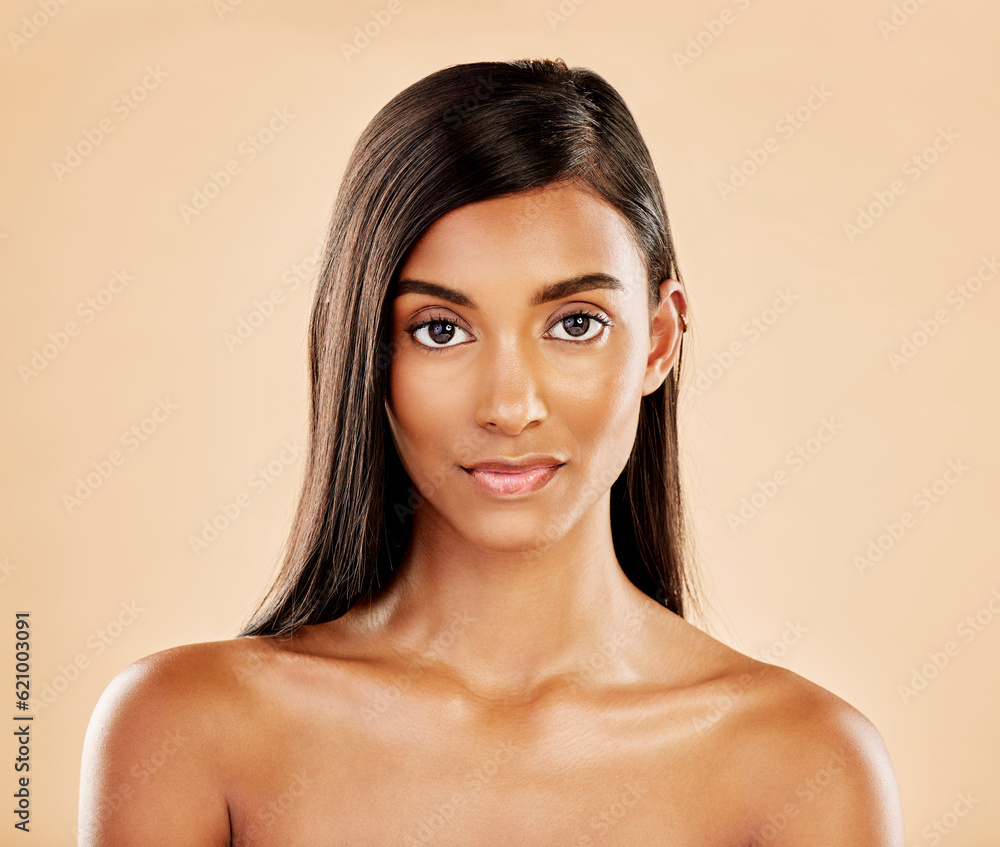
455, 512, 567, 555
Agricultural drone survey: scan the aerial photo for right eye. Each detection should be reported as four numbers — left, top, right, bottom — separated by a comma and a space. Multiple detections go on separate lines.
407, 315, 473, 349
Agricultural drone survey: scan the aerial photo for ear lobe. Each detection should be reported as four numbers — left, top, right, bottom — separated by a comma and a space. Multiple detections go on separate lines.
642, 279, 687, 396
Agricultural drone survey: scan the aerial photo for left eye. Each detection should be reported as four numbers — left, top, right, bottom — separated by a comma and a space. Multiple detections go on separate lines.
548, 312, 610, 343
410, 319, 472, 348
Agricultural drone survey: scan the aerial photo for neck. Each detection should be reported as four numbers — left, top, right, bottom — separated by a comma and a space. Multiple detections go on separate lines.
337, 490, 662, 700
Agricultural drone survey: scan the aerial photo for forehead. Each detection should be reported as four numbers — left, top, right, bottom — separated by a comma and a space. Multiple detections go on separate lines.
396, 181, 647, 298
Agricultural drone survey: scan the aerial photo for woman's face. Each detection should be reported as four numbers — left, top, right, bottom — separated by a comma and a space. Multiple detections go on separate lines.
386, 179, 684, 553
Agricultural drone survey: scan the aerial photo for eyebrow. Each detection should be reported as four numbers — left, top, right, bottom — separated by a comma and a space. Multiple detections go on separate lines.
392, 272, 626, 309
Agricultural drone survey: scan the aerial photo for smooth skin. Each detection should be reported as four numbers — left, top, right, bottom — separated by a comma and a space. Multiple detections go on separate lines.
79, 180, 905, 846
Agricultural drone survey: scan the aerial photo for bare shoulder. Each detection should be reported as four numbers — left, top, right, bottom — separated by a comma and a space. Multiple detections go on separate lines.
697, 646, 904, 845
83, 637, 278, 739
78, 637, 278, 847
646, 615, 903, 844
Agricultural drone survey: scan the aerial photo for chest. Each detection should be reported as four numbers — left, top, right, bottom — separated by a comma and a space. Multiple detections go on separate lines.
226, 697, 750, 846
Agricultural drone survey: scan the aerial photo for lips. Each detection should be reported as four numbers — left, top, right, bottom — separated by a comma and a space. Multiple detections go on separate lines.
464, 456, 564, 473
461, 458, 564, 496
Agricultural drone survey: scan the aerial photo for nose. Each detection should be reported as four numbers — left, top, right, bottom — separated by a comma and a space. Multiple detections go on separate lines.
474, 343, 548, 435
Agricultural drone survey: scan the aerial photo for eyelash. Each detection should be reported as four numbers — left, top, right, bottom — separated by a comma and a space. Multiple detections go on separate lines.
405, 309, 613, 350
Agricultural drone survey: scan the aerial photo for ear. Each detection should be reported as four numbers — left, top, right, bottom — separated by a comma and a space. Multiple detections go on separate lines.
642, 279, 688, 396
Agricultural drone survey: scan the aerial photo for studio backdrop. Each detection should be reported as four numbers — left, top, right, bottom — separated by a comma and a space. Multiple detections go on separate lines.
1, 0, 997, 842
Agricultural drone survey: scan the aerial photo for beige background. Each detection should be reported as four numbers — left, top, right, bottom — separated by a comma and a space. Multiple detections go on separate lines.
2, 0, 997, 842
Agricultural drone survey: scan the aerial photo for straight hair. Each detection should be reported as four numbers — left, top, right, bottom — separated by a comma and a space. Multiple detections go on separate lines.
239, 58, 698, 638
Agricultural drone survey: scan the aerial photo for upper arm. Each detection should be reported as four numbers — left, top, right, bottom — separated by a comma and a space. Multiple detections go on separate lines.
78, 649, 233, 847
743, 679, 905, 846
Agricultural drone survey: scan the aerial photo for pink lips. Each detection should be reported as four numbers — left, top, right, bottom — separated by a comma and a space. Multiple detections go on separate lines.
463, 464, 562, 496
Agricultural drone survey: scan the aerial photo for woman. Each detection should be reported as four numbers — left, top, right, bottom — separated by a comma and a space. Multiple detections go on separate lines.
79, 58, 904, 845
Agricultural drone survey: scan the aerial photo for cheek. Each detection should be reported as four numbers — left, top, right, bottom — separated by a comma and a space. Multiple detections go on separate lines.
388, 352, 465, 463
556, 367, 632, 427
389, 359, 428, 454
550, 337, 646, 458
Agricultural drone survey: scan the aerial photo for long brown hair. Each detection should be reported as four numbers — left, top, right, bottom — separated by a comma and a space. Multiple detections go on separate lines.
238, 58, 698, 637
